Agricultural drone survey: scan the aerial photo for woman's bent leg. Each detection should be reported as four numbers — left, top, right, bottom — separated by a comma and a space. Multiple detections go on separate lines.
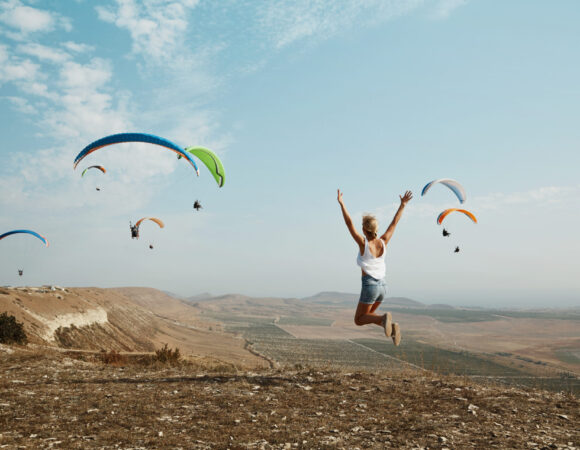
369, 301, 381, 314
354, 302, 384, 326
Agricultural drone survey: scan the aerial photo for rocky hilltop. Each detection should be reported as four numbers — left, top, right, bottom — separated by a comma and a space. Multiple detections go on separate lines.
0, 347, 577, 449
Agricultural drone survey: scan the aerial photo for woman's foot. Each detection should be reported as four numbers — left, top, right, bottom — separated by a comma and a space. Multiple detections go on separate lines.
382, 312, 392, 337
392, 323, 401, 346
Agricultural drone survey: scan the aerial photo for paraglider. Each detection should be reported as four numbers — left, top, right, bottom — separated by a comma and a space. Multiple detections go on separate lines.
81, 165, 106, 191
421, 179, 466, 204
193, 200, 202, 211
74, 133, 200, 175
454, 246, 460, 253
130, 217, 164, 240
149, 244, 154, 250
442, 228, 450, 237
1, 231, 48, 277
437, 208, 477, 225
0, 230, 49, 247
81, 165, 106, 177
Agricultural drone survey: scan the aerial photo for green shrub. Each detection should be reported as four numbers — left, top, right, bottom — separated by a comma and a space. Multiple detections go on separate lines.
0, 312, 28, 345
154, 344, 181, 365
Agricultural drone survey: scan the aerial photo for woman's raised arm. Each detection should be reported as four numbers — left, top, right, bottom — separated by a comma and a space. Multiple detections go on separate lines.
381, 190, 412, 243
337, 189, 364, 249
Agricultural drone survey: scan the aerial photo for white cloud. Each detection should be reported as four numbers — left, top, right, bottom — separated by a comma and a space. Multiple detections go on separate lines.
0, 0, 71, 37
17, 42, 70, 63
430, 0, 468, 20
41, 58, 131, 140
0, 46, 39, 83
257, 0, 424, 49
96, 0, 199, 64
60, 58, 112, 91
3, 95, 36, 114
18, 80, 53, 99
473, 186, 580, 211
62, 41, 95, 54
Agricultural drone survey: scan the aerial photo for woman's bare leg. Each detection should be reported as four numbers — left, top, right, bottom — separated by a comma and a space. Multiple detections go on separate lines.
354, 302, 384, 326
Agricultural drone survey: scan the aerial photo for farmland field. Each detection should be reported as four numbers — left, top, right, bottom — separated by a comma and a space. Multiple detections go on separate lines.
203, 311, 579, 394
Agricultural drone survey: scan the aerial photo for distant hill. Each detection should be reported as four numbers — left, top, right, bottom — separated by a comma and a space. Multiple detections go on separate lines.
161, 290, 185, 300
303, 291, 424, 308
185, 292, 214, 303
301, 291, 358, 305
382, 297, 424, 307
427, 303, 455, 309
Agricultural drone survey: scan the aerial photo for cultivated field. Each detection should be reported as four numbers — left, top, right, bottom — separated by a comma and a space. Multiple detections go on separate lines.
200, 298, 580, 395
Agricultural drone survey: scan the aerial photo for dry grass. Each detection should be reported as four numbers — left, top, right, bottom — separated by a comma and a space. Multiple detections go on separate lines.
0, 348, 578, 449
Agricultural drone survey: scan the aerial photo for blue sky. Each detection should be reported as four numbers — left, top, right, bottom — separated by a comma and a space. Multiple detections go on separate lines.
1, 0, 579, 307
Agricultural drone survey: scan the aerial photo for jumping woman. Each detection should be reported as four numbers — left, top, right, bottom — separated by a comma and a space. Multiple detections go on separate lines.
337, 189, 413, 346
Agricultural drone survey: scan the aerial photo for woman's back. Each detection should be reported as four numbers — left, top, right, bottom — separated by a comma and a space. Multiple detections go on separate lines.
357, 238, 386, 279
360, 237, 385, 258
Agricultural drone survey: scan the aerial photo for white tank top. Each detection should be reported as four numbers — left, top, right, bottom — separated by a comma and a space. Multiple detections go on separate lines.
356, 239, 386, 280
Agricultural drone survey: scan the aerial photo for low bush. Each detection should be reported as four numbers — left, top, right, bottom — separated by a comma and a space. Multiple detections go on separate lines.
100, 349, 125, 365
153, 344, 181, 365
0, 312, 28, 345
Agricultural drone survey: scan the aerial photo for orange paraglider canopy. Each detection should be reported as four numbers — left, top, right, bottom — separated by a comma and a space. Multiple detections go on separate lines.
437, 208, 477, 225
135, 217, 164, 229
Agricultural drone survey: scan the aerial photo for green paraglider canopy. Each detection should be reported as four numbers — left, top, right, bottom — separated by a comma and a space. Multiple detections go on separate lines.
185, 147, 225, 187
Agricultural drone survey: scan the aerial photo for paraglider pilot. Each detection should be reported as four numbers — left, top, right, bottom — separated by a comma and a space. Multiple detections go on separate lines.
442, 228, 450, 237
454, 246, 460, 253
130, 222, 139, 239
193, 200, 202, 211
18, 269, 23, 277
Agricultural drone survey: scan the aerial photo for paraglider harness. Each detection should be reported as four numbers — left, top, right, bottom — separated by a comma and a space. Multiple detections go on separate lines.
130, 222, 139, 239
18, 269, 23, 276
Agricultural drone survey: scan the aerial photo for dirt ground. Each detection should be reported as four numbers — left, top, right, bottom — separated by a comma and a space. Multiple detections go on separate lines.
1, 348, 578, 449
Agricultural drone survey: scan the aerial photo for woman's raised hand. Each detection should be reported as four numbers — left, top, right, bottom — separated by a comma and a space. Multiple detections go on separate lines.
400, 190, 413, 205
337, 189, 344, 205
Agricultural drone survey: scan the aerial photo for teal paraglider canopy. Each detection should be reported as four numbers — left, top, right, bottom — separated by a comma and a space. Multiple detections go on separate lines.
421, 179, 466, 204
73, 133, 200, 175
0, 230, 49, 247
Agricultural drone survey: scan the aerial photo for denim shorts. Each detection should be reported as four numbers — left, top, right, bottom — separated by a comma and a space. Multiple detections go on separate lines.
358, 275, 387, 305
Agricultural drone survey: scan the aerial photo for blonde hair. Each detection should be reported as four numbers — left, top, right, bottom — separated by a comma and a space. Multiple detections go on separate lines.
362, 214, 378, 239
